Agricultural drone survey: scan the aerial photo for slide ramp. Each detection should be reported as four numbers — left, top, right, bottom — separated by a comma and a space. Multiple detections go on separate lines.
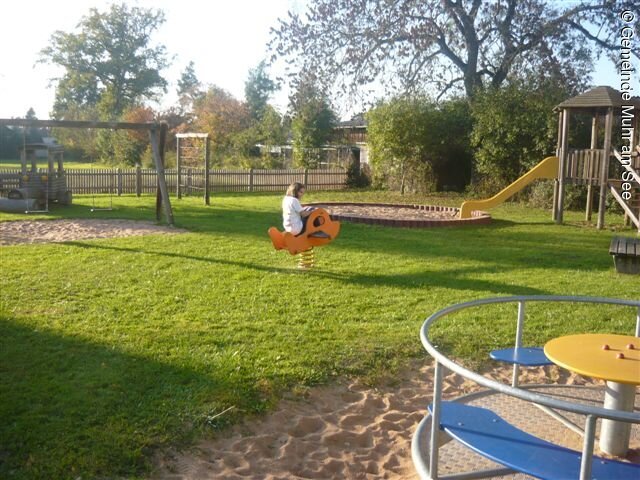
459, 156, 559, 219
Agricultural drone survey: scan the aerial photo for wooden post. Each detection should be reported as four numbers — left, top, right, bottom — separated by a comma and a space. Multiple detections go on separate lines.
149, 127, 174, 225
117, 167, 122, 196
556, 109, 570, 224
586, 114, 598, 221
135, 165, 142, 197
155, 123, 168, 221
20, 147, 27, 176
552, 110, 563, 221
176, 136, 182, 199
204, 136, 210, 205
249, 168, 254, 192
597, 108, 613, 230
304, 168, 309, 188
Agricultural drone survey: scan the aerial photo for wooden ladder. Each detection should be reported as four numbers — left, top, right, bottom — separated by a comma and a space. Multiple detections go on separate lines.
610, 149, 640, 231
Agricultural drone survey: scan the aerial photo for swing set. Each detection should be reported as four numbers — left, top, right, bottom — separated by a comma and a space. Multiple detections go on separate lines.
0, 118, 175, 225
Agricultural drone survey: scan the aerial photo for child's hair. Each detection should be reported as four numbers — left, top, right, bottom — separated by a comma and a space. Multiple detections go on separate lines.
286, 182, 305, 198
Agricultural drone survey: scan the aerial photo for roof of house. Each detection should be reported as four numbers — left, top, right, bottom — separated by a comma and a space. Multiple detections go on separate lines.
336, 114, 367, 129
556, 86, 640, 109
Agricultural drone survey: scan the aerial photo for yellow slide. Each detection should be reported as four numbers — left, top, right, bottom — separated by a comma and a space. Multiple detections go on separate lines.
459, 156, 559, 219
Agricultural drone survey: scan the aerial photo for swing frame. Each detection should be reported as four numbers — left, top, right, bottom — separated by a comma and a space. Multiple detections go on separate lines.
0, 118, 174, 225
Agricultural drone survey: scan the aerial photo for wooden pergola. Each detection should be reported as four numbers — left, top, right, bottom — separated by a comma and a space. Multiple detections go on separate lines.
0, 118, 174, 225
553, 87, 640, 230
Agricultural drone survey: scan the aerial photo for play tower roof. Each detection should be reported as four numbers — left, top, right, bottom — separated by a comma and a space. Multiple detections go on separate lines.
556, 86, 640, 110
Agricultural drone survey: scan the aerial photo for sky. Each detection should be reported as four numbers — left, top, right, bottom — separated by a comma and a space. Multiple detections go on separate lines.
0, 0, 304, 119
0, 0, 633, 122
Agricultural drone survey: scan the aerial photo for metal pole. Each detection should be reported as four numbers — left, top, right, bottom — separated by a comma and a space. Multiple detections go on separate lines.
600, 382, 635, 456
579, 415, 596, 480
429, 361, 444, 479
512, 301, 525, 387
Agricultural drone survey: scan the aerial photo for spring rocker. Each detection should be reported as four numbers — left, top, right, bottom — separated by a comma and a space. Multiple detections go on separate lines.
268, 208, 340, 268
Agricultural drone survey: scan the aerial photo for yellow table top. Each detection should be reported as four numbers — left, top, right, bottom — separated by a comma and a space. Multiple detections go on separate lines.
544, 334, 640, 385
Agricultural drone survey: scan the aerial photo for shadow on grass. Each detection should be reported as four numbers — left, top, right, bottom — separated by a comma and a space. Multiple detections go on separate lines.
14, 197, 613, 274
0, 315, 265, 480
63, 241, 551, 296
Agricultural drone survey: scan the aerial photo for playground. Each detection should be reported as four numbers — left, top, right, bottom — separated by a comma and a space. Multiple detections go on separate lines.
0, 189, 638, 479
0, 89, 639, 479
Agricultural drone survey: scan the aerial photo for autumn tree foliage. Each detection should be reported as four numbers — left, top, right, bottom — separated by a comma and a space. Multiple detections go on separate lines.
193, 86, 252, 165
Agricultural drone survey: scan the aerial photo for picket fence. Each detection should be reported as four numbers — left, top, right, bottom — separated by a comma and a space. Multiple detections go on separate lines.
0, 167, 348, 195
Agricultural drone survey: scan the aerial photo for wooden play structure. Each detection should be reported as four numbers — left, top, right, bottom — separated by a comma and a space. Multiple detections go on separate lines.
460, 87, 640, 232
269, 208, 340, 267
553, 86, 640, 231
175, 133, 210, 205
0, 141, 72, 213
0, 119, 174, 225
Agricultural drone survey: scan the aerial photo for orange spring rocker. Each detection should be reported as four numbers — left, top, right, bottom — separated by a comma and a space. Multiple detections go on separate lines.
268, 208, 340, 268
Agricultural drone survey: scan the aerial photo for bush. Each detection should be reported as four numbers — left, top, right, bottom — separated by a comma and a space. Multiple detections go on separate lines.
366, 96, 472, 194
346, 161, 371, 188
527, 181, 588, 211
470, 81, 567, 187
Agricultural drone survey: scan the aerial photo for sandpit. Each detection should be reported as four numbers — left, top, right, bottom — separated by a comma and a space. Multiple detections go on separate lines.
151, 361, 601, 480
307, 203, 491, 228
0, 219, 186, 245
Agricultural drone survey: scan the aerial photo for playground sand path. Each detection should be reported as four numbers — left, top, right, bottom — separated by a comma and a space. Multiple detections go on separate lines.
151, 361, 611, 480
0, 219, 186, 245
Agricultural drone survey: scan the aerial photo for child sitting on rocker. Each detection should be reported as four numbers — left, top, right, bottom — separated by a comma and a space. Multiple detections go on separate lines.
282, 182, 314, 235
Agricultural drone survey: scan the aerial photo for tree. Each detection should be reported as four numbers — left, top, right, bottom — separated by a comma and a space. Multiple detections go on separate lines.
193, 86, 251, 165
95, 106, 156, 165
177, 61, 203, 115
40, 3, 169, 119
271, 0, 638, 101
289, 75, 336, 168
367, 96, 472, 193
470, 81, 567, 188
245, 60, 278, 121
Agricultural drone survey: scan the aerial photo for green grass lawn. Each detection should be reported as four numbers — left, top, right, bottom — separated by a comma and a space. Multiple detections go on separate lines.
1, 191, 638, 479
0, 158, 111, 169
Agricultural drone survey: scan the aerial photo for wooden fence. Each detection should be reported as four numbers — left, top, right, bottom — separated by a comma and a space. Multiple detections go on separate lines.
0, 167, 347, 195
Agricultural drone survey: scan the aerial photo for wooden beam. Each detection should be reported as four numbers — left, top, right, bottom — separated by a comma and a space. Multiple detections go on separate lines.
586, 114, 598, 221
0, 118, 162, 131
204, 136, 210, 205
556, 109, 570, 224
597, 108, 613, 230
155, 123, 168, 221
176, 136, 182, 199
149, 128, 174, 226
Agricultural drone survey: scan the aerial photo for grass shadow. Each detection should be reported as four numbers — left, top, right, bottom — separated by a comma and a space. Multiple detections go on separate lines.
0, 315, 266, 479
63, 241, 550, 295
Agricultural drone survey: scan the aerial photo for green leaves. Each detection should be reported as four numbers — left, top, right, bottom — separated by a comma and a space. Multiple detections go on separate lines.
366, 96, 472, 192
40, 3, 169, 119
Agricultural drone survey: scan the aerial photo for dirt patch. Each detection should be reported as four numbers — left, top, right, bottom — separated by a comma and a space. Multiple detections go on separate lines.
0, 219, 187, 245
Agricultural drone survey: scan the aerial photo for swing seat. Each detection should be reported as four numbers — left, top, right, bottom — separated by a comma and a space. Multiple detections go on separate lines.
269, 208, 340, 255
